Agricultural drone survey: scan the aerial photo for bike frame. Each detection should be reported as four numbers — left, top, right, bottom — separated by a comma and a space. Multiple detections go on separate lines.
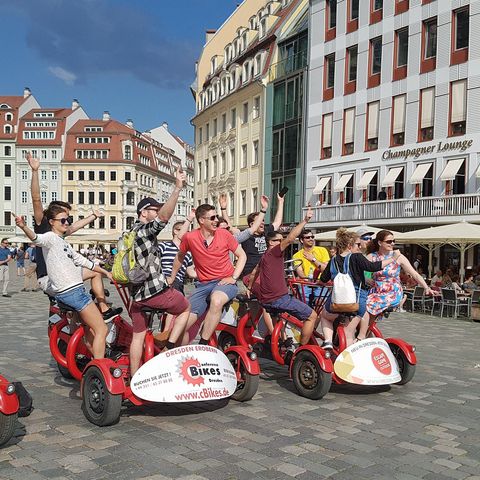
0, 374, 19, 415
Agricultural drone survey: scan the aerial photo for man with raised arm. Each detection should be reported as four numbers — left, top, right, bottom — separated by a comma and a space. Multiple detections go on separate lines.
247, 205, 317, 360
27, 152, 121, 320
168, 204, 247, 344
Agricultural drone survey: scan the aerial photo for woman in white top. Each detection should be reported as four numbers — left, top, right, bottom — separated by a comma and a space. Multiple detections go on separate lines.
15, 206, 110, 359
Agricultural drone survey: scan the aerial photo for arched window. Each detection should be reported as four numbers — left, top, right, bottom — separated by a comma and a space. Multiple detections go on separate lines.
5, 113, 12, 122
4, 125, 12, 134
124, 144, 132, 160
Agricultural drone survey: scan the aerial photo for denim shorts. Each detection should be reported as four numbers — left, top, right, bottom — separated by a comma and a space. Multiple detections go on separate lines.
189, 279, 238, 317
55, 285, 93, 312
262, 294, 313, 321
325, 286, 367, 316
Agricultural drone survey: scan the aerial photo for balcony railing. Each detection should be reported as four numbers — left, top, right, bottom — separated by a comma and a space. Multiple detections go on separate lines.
304, 194, 480, 226
268, 51, 307, 82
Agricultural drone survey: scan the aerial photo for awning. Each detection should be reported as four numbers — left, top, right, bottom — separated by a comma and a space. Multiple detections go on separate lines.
409, 162, 432, 184
381, 167, 403, 187
356, 171, 377, 190
334, 173, 353, 192
440, 158, 464, 181
313, 177, 331, 194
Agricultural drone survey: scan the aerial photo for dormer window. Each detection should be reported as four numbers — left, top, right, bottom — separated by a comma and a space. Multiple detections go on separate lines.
242, 32, 248, 51
211, 57, 217, 74
5, 113, 12, 122
259, 18, 267, 38
4, 125, 12, 134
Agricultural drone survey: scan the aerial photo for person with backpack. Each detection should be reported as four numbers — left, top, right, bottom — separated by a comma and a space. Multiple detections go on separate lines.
318, 228, 401, 349
16, 246, 26, 276
22, 244, 38, 292
126, 169, 192, 377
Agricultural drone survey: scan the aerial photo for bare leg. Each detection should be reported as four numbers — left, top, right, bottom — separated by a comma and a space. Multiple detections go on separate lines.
320, 311, 337, 343
262, 309, 274, 334
130, 330, 147, 376
357, 311, 373, 340
343, 315, 361, 346
82, 269, 109, 313
200, 291, 229, 341
300, 310, 318, 345
168, 307, 192, 344
78, 303, 108, 359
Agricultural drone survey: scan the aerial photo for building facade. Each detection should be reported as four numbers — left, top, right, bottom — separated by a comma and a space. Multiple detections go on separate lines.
305, 0, 479, 244
0, 88, 40, 236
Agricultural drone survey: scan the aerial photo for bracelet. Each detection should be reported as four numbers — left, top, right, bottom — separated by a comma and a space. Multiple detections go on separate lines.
260, 209, 267, 214
221, 208, 226, 211
92, 213, 98, 219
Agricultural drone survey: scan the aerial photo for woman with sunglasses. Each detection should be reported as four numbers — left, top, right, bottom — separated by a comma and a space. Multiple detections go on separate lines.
356, 230, 433, 341
14, 205, 111, 359
319, 228, 400, 349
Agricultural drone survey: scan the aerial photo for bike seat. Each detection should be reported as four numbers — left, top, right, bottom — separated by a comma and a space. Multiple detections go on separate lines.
57, 301, 75, 312
236, 294, 257, 303
141, 306, 168, 315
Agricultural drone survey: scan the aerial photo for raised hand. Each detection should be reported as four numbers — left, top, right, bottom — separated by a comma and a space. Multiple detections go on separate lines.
175, 167, 187, 188
219, 193, 228, 210
92, 209, 104, 218
26, 151, 40, 171
187, 208, 196, 221
304, 203, 313, 222
260, 195, 269, 210
13, 213, 26, 229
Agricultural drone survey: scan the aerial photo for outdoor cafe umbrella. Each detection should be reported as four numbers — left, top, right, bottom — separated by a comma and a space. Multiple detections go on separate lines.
314, 224, 400, 242
395, 221, 480, 282
7, 235, 30, 244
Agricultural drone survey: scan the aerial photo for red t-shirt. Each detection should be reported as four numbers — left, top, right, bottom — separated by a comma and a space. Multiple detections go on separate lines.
180, 228, 238, 282
258, 244, 288, 303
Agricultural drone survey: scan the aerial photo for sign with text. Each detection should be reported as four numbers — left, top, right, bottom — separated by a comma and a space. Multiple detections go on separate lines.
131, 345, 237, 402
334, 338, 401, 385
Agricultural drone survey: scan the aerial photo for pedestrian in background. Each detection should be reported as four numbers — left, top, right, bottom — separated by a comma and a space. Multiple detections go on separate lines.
0, 238, 12, 297
16, 246, 26, 276
22, 244, 38, 292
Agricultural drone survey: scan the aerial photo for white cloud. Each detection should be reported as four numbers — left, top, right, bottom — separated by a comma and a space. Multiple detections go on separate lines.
48, 66, 77, 86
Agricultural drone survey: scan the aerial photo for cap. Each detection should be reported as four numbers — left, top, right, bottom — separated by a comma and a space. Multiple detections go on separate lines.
136, 197, 163, 214
356, 227, 375, 239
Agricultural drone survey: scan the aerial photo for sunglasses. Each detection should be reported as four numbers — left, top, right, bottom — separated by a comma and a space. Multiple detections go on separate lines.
383, 239, 395, 244
52, 218, 70, 225
204, 215, 219, 221
361, 236, 372, 241
302, 235, 314, 239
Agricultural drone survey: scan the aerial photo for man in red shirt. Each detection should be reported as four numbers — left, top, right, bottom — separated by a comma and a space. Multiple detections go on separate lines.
168, 204, 247, 344
247, 206, 317, 355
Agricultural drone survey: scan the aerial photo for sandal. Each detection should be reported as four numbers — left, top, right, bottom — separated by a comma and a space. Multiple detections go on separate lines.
354, 337, 365, 344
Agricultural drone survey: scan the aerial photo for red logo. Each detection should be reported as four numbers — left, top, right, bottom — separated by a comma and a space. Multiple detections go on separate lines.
371, 348, 392, 375
178, 357, 204, 386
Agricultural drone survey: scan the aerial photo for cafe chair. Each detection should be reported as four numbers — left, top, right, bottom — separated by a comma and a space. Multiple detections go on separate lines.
440, 288, 470, 318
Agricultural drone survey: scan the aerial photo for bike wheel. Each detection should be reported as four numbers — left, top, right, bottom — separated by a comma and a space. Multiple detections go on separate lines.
389, 343, 416, 385
0, 412, 17, 446
81, 366, 122, 426
292, 350, 332, 400
218, 332, 236, 352
227, 352, 259, 402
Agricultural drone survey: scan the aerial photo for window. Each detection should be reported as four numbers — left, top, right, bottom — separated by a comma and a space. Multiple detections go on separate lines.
343, 108, 355, 155
99, 192, 105, 205
449, 80, 467, 136
230, 148, 235, 171
326, 0, 337, 40
212, 155, 217, 177
345, 45, 357, 94
370, 0, 382, 24
452, 160, 466, 195
51, 170, 57, 180
368, 37, 382, 88
253, 96, 260, 119
391, 94, 406, 146
220, 152, 226, 175
4, 186, 11, 201
221, 114, 226, 133
241, 144, 247, 168
124, 145, 132, 160
110, 216, 116, 229
213, 118, 217, 137
68, 171, 74, 181
126, 192, 135, 205
366, 101, 380, 151
229, 192, 234, 216
452, 7, 469, 65
110, 192, 116, 205
240, 190, 247, 215
110, 171, 116, 181
89, 171, 95, 181
21, 192, 27, 204
78, 171, 85, 181
5, 113, 12, 122
205, 123, 210, 140
124, 171, 131, 181
4, 146, 11, 156
324, 53, 335, 100
419, 88, 435, 142
197, 127, 203, 144
40, 191, 47, 204
421, 17, 437, 73
321, 113, 333, 159
99, 217, 105, 229
252, 187, 258, 212
41, 150, 47, 160
197, 162, 202, 183
205, 159, 209, 179
242, 102, 248, 123
231, 108, 236, 128
4, 164, 11, 177
99, 171, 105, 181
41, 170, 47, 181
345, 176, 354, 204
67, 191, 73, 203
21, 170, 27, 180
52, 150, 57, 160
4, 125, 11, 134
347, 0, 359, 32
78, 192, 84, 204
395, 0, 409, 15
393, 28, 408, 80
51, 192, 57, 202
88, 192, 95, 204
252, 140, 259, 166
3, 212, 10, 226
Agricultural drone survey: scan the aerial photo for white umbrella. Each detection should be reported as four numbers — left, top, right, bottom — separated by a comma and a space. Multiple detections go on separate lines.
314, 224, 400, 242
396, 221, 480, 281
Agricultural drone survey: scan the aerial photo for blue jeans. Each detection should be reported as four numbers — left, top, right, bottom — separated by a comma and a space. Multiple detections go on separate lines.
56, 285, 92, 312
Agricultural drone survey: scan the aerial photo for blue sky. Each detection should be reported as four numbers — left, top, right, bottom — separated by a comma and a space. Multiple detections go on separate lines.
0, 0, 239, 143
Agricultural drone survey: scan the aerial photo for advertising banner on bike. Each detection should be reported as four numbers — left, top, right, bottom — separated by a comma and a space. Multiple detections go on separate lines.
333, 338, 401, 385
131, 345, 238, 402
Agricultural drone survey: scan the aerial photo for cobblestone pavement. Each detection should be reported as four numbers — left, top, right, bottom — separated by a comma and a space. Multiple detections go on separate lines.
0, 268, 479, 480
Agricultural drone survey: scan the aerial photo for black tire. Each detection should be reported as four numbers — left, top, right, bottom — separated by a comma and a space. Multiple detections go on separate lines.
0, 412, 17, 447
81, 366, 122, 426
292, 351, 332, 400
227, 352, 259, 402
218, 332, 236, 352
389, 343, 416, 385
57, 339, 74, 379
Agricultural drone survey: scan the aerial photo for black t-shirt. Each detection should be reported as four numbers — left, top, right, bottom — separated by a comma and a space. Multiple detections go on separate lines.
241, 224, 275, 276
34, 217, 50, 278
320, 253, 383, 290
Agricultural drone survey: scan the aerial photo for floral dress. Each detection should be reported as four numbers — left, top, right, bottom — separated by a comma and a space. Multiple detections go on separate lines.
366, 252, 403, 315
